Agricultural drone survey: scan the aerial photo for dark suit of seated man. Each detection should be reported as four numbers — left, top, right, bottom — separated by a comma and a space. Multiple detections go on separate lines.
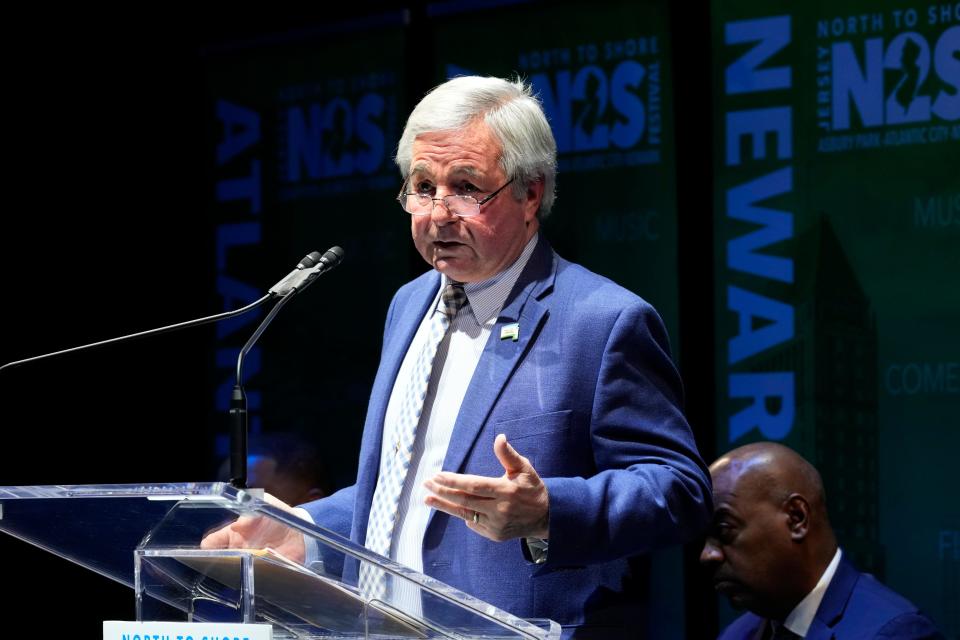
700, 442, 944, 639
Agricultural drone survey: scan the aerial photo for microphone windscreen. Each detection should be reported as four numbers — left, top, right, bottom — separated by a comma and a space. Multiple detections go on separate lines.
320, 246, 345, 270
299, 251, 323, 269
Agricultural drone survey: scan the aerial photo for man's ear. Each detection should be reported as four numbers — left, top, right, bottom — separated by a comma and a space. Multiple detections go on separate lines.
783, 493, 811, 541
523, 179, 544, 222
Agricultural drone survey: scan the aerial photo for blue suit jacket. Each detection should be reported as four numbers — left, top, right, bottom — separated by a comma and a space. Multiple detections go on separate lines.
718, 556, 945, 639
305, 237, 711, 636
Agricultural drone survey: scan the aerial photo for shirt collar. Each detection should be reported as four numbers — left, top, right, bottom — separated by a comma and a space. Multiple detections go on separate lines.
783, 548, 842, 636
439, 233, 539, 325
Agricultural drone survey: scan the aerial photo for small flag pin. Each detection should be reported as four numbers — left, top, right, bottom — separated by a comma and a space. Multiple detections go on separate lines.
500, 323, 519, 342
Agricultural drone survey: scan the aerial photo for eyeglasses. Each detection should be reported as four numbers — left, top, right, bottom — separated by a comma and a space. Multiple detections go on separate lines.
397, 178, 515, 218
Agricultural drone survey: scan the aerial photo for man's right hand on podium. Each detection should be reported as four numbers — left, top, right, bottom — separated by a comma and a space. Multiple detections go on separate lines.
200, 492, 308, 564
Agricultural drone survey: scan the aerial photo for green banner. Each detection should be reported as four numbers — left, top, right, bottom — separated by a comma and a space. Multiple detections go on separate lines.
713, 0, 959, 632
431, 0, 680, 348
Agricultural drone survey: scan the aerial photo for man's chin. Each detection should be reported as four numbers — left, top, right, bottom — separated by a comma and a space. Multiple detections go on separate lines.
433, 257, 476, 282
715, 582, 754, 611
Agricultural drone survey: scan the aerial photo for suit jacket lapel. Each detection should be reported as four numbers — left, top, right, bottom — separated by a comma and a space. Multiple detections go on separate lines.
439, 238, 556, 477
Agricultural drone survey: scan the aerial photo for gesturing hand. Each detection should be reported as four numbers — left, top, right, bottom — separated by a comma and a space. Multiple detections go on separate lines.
423, 434, 549, 542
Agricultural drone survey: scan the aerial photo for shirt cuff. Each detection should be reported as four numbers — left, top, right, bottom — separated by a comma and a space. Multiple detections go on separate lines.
292, 507, 323, 571
523, 537, 549, 564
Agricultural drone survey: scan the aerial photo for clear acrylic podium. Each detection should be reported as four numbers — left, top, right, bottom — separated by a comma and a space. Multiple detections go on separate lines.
0, 482, 559, 639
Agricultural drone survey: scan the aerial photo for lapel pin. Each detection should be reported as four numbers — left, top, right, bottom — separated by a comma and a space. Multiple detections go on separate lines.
500, 323, 520, 342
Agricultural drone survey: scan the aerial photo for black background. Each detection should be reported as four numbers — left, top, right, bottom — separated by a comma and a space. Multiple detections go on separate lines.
0, 4, 717, 635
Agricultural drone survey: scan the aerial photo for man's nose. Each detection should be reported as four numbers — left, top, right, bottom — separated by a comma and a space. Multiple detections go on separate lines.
700, 539, 723, 565
429, 197, 458, 225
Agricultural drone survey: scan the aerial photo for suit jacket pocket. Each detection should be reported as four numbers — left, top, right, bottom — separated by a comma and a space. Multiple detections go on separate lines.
492, 409, 573, 473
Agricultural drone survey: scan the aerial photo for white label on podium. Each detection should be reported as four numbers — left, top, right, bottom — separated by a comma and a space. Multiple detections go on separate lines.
103, 620, 272, 640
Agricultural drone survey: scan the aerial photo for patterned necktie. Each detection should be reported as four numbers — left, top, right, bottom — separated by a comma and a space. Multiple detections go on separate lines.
359, 281, 467, 600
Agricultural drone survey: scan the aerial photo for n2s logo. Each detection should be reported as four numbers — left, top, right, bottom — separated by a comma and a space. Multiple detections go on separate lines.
530, 60, 658, 153
832, 25, 960, 129
285, 93, 387, 181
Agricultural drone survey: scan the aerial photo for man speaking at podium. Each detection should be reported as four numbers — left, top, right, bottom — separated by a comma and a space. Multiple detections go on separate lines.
204, 75, 711, 638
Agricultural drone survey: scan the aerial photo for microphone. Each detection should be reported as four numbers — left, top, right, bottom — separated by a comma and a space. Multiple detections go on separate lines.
268, 247, 344, 297
300, 251, 323, 268
267, 251, 321, 297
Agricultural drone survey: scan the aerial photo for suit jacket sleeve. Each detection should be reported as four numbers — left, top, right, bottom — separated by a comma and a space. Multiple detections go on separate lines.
298, 484, 356, 578
875, 612, 946, 639
540, 297, 712, 567
300, 484, 356, 537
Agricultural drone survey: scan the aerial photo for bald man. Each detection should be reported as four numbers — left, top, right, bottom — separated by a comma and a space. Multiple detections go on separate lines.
701, 442, 943, 639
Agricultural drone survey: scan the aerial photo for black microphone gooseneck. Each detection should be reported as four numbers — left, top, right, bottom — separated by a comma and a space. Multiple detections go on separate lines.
230, 246, 345, 489
0, 248, 332, 376
0, 294, 273, 375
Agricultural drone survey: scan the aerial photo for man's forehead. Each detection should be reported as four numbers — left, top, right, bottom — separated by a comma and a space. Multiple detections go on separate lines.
709, 455, 741, 483
409, 122, 501, 168
711, 456, 772, 503
712, 483, 762, 525
409, 162, 483, 178
711, 477, 743, 512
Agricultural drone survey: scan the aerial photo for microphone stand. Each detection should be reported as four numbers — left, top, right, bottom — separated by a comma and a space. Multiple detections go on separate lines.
230, 292, 298, 489
230, 245, 345, 489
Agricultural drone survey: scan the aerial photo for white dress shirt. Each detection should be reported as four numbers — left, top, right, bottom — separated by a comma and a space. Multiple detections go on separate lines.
386, 234, 539, 573
782, 548, 843, 636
